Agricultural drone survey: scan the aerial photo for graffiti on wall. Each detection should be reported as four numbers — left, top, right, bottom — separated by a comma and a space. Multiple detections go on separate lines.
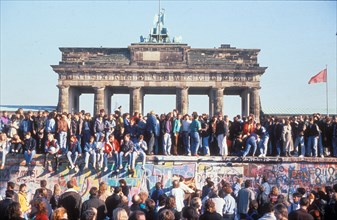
1, 155, 337, 200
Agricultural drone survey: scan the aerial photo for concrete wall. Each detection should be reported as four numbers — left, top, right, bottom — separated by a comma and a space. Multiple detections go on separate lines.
1, 155, 336, 201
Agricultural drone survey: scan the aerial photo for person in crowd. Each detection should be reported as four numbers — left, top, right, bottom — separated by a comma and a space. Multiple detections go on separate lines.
282, 119, 294, 157
146, 110, 157, 155
119, 134, 134, 171
58, 180, 82, 220
6, 182, 19, 202
242, 132, 259, 158
33, 180, 53, 201
199, 199, 223, 220
44, 133, 60, 171
162, 113, 173, 156
130, 194, 142, 212
50, 183, 62, 210
112, 207, 128, 220
0, 190, 14, 219
0, 133, 10, 169
201, 177, 214, 200
81, 207, 97, 220
18, 184, 30, 218
269, 186, 279, 205
288, 197, 314, 220
9, 134, 23, 155
151, 182, 164, 206
105, 186, 123, 220
216, 114, 229, 156
7, 202, 25, 220
45, 112, 56, 135
81, 187, 107, 220
32, 197, 49, 220
84, 136, 97, 169
181, 114, 191, 156
98, 181, 110, 202
292, 115, 306, 158
20, 112, 34, 139
0, 111, 10, 134
51, 207, 68, 220
131, 135, 147, 170
104, 113, 116, 142
288, 192, 301, 213
200, 113, 211, 156
129, 210, 146, 220
306, 117, 321, 158
331, 116, 337, 157
274, 203, 288, 220
23, 132, 36, 166
172, 113, 182, 156
96, 135, 105, 170
158, 196, 181, 220
67, 135, 82, 170
94, 111, 105, 142
104, 134, 120, 172
71, 113, 83, 150
257, 185, 269, 214
190, 113, 201, 156
119, 179, 130, 197
170, 179, 185, 215
258, 202, 276, 220
255, 123, 269, 158
237, 179, 256, 219
222, 186, 236, 220
145, 198, 158, 220
57, 114, 68, 154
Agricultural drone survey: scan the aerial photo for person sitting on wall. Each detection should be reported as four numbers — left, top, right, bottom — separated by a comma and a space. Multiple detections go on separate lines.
44, 133, 60, 171
84, 136, 97, 169
23, 132, 36, 166
67, 135, 82, 170
131, 135, 147, 171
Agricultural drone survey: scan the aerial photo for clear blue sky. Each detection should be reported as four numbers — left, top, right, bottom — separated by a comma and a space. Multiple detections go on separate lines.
1, 1, 336, 118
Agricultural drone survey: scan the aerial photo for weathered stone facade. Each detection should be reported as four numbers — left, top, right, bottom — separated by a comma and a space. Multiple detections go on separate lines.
52, 43, 267, 118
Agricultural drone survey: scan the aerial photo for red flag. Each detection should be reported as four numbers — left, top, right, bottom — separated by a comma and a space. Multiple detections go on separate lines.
308, 69, 327, 84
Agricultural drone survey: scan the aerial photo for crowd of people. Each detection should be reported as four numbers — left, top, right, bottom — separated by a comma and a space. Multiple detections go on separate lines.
0, 176, 337, 220
0, 108, 337, 171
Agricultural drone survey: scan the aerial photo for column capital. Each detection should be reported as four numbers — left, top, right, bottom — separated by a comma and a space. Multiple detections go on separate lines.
56, 85, 70, 89
93, 86, 105, 91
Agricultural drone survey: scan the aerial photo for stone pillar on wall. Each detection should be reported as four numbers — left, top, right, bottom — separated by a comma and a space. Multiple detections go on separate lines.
241, 89, 250, 117
104, 89, 112, 114
209, 87, 224, 116
57, 85, 69, 113
93, 86, 105, 116
130, 87, 143, 114
250, 87, 261, 122
176, 87, 189, 115
69, 87, 81, 113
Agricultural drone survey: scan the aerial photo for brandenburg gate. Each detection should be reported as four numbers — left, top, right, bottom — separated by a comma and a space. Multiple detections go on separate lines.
52, 43, 266, 119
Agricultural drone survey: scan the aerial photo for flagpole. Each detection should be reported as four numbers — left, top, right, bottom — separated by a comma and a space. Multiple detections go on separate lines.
326, 65, 329, 116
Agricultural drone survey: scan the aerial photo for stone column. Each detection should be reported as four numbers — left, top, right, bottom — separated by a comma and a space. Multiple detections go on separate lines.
130, 87, 143, 114
241, 89, 250, 117
209, 88, 224, 116
176, 87, 189, 115
69, 87, 80, 113
93, 86, 105, 116
104, 89, 112, 114
250, 88, 261, 122
57, 85, 69, 113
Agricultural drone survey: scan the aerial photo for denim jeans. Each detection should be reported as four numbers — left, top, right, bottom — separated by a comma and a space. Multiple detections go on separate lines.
59, 131, 67, 153
259, 136, 269, 156
0, 148, 8, 167
67, 151, 78, 167
85, 150, 96, 167
275, 139, 283, 156
24, 150, 36, 165
190, 131, 200, 155
307, 136, 318, 157
243, 136, 257, 157
162, 133, 172, 155
182, 131, 190, 155
332, 137, 337, 157
202, 135, 210, 155
131, 151, 146, 169
294, 136, 305, 156
119, 151, 132, 168
95, 132, 104, 142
